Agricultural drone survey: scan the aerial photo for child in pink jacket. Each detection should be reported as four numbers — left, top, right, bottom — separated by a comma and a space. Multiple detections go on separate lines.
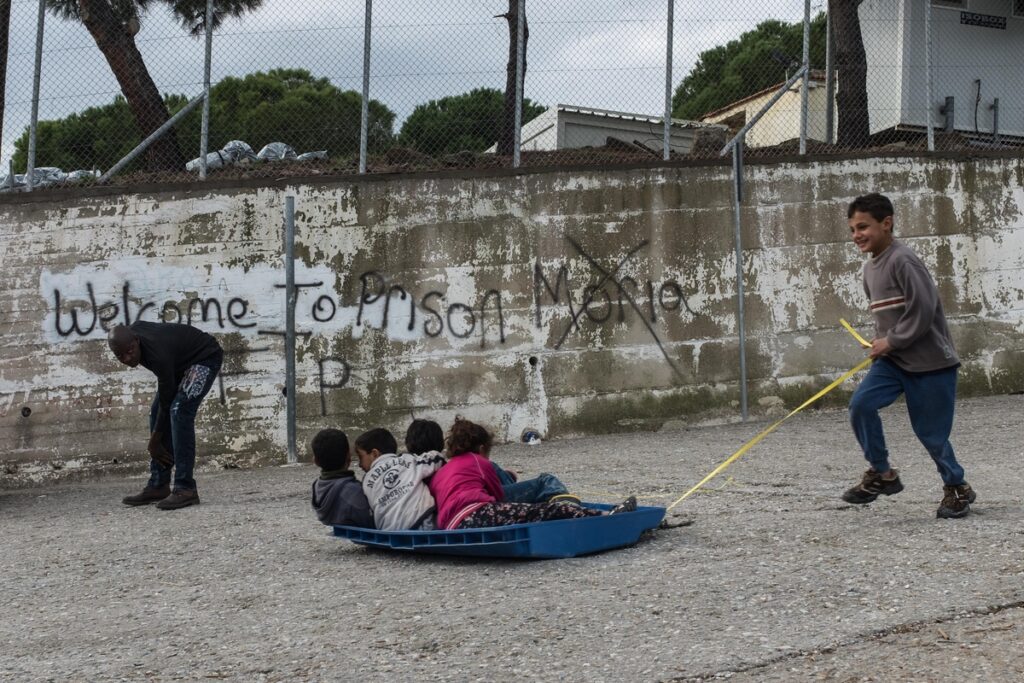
428, 418, 636, 530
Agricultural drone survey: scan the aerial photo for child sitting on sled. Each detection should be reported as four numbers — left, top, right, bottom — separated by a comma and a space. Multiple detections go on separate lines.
404, 418, 581, 506
356, 427, 445, 531
428, 418, 636, 530
309, 428, 374, 528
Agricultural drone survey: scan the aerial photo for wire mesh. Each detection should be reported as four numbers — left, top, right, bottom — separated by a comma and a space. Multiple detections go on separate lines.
1, 0, 1022, 191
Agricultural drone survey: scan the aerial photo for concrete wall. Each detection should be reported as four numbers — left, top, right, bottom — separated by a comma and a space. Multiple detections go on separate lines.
2, 156, 1024, 487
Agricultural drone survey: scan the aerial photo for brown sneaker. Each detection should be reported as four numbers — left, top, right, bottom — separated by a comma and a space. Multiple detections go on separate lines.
548, 493, 583, 506
122, 485, 170, 506
156, 489, 200, 510
936, 483, 976, 519
841, 469, 904, 504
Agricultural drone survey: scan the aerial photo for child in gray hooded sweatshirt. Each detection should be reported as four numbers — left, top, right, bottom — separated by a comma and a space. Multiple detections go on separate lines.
310, 428, 374, 528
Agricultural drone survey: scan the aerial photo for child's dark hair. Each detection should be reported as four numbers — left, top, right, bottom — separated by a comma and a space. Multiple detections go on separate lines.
847, 193, 895, 223
405, 419, 444, 454
446, 418, 493, 457
310, 428, 350, 470
355, 427, 398, 455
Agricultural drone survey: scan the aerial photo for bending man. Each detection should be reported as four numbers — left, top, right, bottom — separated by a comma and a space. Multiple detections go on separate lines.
108, 322, 223, 510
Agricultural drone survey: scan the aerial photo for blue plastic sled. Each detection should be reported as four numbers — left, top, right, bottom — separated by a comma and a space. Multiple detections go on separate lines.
332, 503, 666, 559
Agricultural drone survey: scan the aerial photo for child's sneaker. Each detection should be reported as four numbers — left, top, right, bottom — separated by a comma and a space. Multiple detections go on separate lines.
609, 495, 637, 515
936, 483, 976, 519
841, 469, 904, 504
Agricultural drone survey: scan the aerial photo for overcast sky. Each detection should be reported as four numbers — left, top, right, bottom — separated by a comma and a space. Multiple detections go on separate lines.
1, 0, 814, 167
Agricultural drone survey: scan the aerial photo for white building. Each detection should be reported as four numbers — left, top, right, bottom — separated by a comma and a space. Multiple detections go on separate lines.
700, 72, 832, 147
861, 0, 1024, 139
487, 104, 722, 155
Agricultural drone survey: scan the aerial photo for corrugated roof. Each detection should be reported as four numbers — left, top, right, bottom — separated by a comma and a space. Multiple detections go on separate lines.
554, 104, 714, 129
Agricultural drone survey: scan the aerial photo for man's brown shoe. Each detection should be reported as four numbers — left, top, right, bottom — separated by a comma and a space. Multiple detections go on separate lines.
122, 485, 170, 506
156, 489, 200, 510
936, 483, 976, 519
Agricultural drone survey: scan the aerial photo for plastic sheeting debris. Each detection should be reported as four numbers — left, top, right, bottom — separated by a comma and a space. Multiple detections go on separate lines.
0, 167, 100, 192
256, 142, 296, 161
185, 140, 257, 172
186, 140, 328, 172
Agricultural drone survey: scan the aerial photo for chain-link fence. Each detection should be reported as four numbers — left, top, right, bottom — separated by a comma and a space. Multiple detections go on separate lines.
1, 0, 1022, 191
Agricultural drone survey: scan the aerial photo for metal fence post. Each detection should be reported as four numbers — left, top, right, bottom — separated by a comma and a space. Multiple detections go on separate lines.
799, 0, 810, 155
925, 0, 934, 151
512, 0, 525, 168
99, 94, 205, 183
991, 98, 1000, 145
663, 0, 674, 161
359, 0, 373, 174
824, 5, 834, 145
26, 0, 46, 192
284, 196, 297, 464
732, 137, 748, 422
199, 0, 214, 180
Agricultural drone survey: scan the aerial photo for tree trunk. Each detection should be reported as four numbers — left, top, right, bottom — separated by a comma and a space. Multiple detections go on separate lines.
0, 0, 11, 153
497, 0, 527, 156
78, 0, 184, 171
829, 0, 870, 148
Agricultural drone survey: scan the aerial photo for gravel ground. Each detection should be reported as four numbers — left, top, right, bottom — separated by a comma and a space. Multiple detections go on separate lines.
2, 394, 1023, 682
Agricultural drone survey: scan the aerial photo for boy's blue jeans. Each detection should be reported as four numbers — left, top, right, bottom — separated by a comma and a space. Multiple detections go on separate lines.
148, 356, 222, 492
848, 357, 965, 486
492, 463, 570, 503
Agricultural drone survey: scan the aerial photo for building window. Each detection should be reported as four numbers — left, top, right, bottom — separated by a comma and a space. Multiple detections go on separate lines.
1015, 0, 1024, 18
932, 0, 964, 7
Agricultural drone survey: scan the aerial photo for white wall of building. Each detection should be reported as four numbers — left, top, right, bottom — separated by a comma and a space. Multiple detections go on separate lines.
702, 80, 835, 148
863, 0, 1024, 137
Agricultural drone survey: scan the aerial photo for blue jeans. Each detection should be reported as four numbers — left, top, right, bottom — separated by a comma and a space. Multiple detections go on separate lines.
492, 462, 570, 503
148, 355, 222, 492
848, 357, 965, 486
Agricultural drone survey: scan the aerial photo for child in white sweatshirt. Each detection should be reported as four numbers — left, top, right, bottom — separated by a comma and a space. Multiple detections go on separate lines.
356, 427, 445, 531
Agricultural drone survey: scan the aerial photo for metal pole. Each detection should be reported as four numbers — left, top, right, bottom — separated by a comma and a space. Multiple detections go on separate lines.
663, 0, 674, 161
358, 0, 372, 174
512, 0, 525, 168
99, 93, 205, 183
992, 98, 1000, 145
732, 138, 748, 422
284, 196, 297, 464
824, 5, 835, 145
26, 0, 45, 192
199, 0, 214, 180
799, 0, 811, 155
925, 0, 934, 151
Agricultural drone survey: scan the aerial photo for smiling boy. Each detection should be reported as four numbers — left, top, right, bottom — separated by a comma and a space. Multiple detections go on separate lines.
843, 193, 975, 519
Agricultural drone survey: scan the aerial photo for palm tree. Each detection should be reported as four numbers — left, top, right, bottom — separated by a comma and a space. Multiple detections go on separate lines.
46, 0, 261, 172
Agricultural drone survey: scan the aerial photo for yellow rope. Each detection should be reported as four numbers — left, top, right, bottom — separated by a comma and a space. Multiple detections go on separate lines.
840, 317, 872, 348
665, 320, 872, 513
